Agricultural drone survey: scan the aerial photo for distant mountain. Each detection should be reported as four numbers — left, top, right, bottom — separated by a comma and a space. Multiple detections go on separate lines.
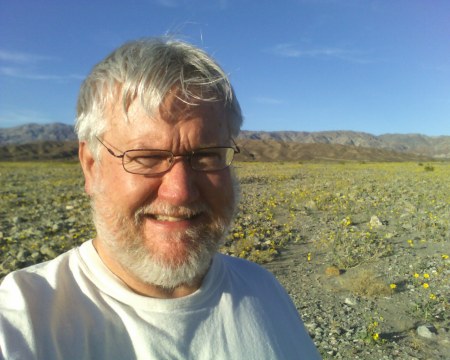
234, 139, 431, 162
0, 123, 77, 144
0, 123, 447, 161
238, 130, 450, 159
378, 133, 450, 159
0, 139, 431, 162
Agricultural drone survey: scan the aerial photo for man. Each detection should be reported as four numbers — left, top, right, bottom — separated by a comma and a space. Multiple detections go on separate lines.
0, 38, 320, 359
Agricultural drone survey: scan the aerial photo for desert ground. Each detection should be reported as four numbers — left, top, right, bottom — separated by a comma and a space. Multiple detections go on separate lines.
1, 161, 449, 359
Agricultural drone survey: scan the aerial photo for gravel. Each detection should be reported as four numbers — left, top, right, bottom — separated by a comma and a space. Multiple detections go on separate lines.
2, 162, 450, 359
263, 239, 450, 360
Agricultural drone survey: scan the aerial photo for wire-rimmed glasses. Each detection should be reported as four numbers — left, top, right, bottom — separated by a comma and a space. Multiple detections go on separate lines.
96, 136, 240, 175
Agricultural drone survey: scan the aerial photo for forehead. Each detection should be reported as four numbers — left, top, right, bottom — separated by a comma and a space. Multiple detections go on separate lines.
105, 93, 230, 147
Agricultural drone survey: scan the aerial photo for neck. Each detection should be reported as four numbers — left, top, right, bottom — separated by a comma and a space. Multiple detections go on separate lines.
92, 238, 203, 299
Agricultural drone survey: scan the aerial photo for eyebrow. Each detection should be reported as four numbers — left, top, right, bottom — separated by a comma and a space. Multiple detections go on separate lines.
125, 140, 228, 151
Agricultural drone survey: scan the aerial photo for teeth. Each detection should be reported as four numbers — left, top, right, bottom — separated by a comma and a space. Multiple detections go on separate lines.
153, 215, 192, 222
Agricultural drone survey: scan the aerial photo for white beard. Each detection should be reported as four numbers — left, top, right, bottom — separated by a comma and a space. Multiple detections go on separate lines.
90, 182, 238, 290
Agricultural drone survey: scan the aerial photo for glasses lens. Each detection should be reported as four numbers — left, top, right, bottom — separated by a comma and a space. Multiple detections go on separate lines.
191, 148, 235, 171
123, 150, 172, 174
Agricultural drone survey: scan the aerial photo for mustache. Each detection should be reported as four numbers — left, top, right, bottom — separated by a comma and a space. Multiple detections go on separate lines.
134, 202, 212, 223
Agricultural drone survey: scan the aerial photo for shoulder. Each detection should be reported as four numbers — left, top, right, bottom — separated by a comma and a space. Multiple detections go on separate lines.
0, 246, 84, 347
217, 253, 282, 279
0, 246, 80, 303
216, 253, 288, 295
218, 253, 275, 277
214, 254, 322, 357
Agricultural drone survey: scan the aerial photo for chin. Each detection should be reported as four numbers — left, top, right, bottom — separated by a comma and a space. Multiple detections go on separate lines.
115, 227, 224, 289
124, 242, 217, 289
92, 203, 229, 289
90, 176, 239, 289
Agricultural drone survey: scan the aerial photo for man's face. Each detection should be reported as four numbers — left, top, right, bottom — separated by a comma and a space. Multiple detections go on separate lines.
83, 95, 237, 289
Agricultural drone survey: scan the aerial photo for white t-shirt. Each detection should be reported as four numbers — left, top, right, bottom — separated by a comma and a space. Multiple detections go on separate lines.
0, 240, 320, 359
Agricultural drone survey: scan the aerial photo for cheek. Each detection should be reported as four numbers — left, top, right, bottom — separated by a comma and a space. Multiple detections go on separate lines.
94, 167, 158, 212
201, 171, 235, 210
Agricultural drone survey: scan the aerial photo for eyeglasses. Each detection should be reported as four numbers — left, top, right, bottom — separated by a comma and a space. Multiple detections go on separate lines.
96, 136, 240, 175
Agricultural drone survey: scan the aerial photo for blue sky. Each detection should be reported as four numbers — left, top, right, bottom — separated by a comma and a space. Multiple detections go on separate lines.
1, 0, 449, 136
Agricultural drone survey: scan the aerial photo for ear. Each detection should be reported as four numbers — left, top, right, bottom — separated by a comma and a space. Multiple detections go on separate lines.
79, 141, 97, 196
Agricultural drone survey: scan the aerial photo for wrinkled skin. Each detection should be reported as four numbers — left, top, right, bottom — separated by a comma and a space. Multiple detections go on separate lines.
79, 95, 237, 298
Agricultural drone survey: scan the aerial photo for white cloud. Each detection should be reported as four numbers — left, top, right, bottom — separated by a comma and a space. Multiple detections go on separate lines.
0, 49, 55, 64
266, 43, 373, 63
0, 66, 83, 81
0, 49, 82, 81
0, 109, 57, 128
268, 44, 303, 58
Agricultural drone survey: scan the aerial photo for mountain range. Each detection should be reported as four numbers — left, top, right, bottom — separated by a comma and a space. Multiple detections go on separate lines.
239, 130, 450, 159
0, 123, 447, 162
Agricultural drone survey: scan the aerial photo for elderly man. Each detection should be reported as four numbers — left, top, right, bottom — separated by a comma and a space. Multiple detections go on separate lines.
0, 38, 320, 359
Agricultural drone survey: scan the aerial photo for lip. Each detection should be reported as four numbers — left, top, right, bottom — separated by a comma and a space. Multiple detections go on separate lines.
142, 212, 204, 230
151, 214, 197, 222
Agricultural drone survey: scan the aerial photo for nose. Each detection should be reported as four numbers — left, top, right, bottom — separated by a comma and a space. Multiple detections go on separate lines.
157, 158, 200, 205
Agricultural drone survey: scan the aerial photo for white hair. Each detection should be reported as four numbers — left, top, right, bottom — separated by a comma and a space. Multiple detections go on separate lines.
75, 37, 243, 159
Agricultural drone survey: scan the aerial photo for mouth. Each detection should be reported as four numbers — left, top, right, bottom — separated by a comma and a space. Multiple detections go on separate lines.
141, 208, 204, 223
149, 213, 201, 222
135, 203, 207, 227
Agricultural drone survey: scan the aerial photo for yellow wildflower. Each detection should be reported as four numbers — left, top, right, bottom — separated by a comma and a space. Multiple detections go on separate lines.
429, 293, 437, 300
390, 283, 397, 289
413, 273, 419, 278
423, 283, 429, 289
423, 273, 430, 279
442, 254, 449, 260
372, 333, 379, 341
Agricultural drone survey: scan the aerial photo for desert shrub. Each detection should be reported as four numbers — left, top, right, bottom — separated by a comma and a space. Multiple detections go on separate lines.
3, 160, 450, 277
340, 269, 391, 297
325, 227, 393, 269
238, 174, 269, 185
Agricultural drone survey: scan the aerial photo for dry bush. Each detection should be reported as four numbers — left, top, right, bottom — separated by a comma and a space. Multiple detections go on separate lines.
339, 269, 392, 297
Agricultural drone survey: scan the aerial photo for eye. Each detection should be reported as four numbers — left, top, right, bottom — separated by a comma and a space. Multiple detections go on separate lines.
198, 150, 222, 159
192, 149, 228, 170
124, 150, 172, 172
135, 155, 167, 167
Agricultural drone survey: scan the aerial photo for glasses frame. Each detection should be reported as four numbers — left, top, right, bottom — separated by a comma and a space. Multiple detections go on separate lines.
95, 136, 240, 175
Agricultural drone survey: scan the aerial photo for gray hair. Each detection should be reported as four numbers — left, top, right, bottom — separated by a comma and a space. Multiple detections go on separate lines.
75, 37, 242, 158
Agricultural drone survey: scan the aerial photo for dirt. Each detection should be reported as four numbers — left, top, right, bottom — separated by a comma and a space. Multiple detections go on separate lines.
263, 236, 450, 359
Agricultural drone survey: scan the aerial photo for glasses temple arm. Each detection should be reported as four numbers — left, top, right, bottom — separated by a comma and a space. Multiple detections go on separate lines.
231, 138, 240, 153
96, 136, 124, 158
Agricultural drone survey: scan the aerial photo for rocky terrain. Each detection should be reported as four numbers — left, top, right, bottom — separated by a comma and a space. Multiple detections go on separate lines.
264, 238, 450, 359
240, 162, 450, 359
1, 161, 449, 359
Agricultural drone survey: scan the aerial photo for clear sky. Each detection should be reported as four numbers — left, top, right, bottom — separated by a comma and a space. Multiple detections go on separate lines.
1, 0, 449, 136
